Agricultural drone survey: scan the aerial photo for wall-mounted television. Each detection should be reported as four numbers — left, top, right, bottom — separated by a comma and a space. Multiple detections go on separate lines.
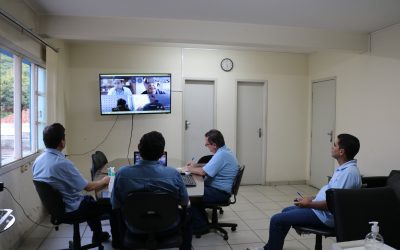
99, 73, 171, 115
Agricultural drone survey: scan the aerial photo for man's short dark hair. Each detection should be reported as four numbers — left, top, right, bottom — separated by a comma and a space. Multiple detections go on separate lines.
138, 131, 165, 161
205, 129, 225, 148
43, 123, 65, 149
337, 134, 360, 160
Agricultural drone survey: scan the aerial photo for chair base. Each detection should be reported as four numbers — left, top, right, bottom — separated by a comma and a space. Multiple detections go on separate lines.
56, 222, 104, 250
195, 222, 237, 240
194, 207, 237, 241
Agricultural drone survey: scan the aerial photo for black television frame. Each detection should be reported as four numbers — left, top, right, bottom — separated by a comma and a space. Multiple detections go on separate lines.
99, 73, 172, 115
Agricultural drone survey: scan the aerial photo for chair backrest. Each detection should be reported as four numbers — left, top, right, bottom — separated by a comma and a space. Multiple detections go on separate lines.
122, 192, 181, 233
230, 165, 245, 204
387, 170, 400, 202
197, 155, 213, 164
33, 180, 66, 220
326, 187, 400, 249
91, 151, 108, 180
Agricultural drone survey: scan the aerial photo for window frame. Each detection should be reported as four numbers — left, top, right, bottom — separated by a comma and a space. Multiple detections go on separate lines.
0, 47, 46, 172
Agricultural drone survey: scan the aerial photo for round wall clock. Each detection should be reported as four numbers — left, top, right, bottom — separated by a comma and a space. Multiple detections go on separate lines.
220, 58, 233, 72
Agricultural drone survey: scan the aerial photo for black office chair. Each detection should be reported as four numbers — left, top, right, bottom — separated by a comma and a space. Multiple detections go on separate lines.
326, 187, 400, 249
292, 225, 335, 250
91, 151, 108, 181
196, 165, 245, 240
197, 155, 213, 164
121, 192, 187, 250
33, 180, 104, 250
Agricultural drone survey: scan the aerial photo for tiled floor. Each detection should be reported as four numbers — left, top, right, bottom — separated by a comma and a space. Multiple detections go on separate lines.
18, 184, 337, 250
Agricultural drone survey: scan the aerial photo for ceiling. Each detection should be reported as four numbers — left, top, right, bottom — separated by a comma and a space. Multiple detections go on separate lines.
24, 0, 400, 33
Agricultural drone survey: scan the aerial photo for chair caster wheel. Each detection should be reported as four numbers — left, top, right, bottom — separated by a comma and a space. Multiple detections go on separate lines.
223, 235, 228, 240
219, 209, 224, 215
231, 226, 237, 231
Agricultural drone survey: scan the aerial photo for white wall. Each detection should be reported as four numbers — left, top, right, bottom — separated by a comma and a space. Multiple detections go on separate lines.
39, 15, 368, 53
66, 43, 309, 183
309, 24, 400, 176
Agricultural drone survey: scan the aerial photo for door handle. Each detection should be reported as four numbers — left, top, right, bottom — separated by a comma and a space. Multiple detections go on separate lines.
185, 120, 191, 130
327, 131, 333, 142
258, 128, 262, 138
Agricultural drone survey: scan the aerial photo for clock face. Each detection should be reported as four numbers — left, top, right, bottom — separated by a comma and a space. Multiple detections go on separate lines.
221, 58, 233, 72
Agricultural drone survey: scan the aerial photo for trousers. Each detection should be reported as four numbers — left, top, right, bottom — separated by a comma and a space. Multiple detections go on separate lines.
190, 185, 231, 230
264, 205, 331, 250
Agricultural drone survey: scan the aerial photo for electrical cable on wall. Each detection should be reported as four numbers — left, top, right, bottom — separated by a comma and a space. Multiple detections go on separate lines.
127, 115, 134, 165
68, 116, 119, 157
4, 187, 54, 229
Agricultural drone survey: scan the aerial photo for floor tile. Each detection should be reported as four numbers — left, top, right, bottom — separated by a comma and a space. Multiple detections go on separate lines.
244, 218, 269, 230
227, 230, 263, 245
194, 245, 232, 250
282, 239, 308, 249
192, 232, 229, 247
18, 184, 337, 250
231, 202, 259, 212
233, 242, 265, 250
236, 209, 267, 220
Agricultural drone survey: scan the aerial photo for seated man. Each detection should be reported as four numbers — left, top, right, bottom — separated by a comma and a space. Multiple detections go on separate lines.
112, 98, 130, 111
141, 77, 166, 94
32, 123, 114, 244
142, 94, 165, 111
247, 133, 362, 250
108, 79, 133, 96
111, 131, 191, 250
185, 129, 239, 232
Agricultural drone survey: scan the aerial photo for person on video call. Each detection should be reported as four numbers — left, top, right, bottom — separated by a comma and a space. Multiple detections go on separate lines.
107, 79, 133, 95
185, 129, 239, 233
111, 131, 192, 250
32, 123, 117, 246
247, 133, 362, 250
142, 94, 165, 111
112, 98, 130, 111
141, 77, 166, 94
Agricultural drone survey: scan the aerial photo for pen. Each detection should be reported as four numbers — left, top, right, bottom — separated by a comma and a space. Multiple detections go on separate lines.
296, 192, 303, 198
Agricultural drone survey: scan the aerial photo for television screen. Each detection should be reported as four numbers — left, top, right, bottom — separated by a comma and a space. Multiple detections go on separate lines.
99, 73, 171, 115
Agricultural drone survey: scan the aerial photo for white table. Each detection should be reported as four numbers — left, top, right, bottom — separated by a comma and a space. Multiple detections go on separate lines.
332, 240, 396, 250
96, 158, 204, 199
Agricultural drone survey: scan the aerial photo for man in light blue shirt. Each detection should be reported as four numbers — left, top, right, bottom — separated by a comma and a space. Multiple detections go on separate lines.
33, 123, 113, 245
247, 133, 362, 250
186, 129, 239, 232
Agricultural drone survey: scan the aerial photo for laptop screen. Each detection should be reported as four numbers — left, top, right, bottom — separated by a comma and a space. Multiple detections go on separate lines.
133, 151, 167, 166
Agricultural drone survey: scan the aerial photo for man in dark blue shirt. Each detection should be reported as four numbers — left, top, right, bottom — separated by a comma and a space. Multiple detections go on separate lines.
111, 131, 191, 250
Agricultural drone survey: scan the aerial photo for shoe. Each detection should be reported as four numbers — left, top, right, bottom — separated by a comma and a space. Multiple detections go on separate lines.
92, 231, 110, 243
246, 247, 265, 250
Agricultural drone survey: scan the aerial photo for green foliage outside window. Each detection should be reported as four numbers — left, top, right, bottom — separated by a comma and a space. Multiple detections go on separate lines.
0, 52, 31, 118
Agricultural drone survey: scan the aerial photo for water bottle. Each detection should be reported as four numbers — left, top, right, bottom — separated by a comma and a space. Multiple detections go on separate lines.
108, 167, 115, 193
364, 221, 384, 250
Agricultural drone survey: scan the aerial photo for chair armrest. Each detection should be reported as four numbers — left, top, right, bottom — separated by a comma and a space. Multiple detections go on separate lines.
361, 176, 387, 188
